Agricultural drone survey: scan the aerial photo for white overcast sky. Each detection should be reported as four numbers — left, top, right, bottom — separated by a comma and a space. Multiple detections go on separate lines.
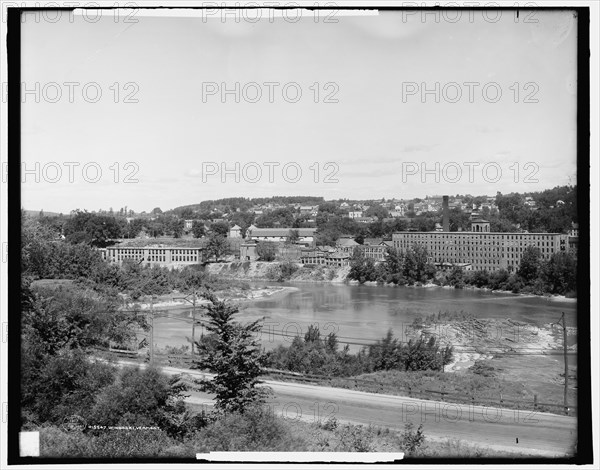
20, 8, 578, 214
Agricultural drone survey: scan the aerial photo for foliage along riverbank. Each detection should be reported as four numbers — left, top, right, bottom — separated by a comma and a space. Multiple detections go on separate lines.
346, 245, 577, 297
202, 260, 576, 301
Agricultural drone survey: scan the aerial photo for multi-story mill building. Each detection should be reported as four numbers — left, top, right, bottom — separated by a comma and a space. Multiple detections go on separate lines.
99, 246, 204, 267
391, 196, 570, 272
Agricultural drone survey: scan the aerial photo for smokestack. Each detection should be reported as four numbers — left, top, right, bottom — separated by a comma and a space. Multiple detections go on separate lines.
442, 195, 450, 232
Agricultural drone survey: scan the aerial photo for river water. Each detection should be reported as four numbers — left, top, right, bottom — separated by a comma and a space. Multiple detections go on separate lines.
151, 283, 577, 354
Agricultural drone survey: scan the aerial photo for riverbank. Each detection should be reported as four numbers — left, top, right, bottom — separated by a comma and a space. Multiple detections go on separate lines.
348, 279, 576, 302
203, 261, 351, 283
399, 313, 578, 412
131, 285, 299, 310
408, 313, 577, 371
203, 261, 576, 301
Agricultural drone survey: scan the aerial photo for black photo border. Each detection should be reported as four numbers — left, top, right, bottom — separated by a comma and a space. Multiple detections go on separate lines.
5, 4, 593, 466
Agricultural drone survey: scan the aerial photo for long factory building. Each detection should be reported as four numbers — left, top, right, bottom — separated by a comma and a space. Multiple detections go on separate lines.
391, 196, 570, 272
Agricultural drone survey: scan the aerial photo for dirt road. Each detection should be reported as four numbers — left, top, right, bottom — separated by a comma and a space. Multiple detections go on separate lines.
118, 361, 576, 457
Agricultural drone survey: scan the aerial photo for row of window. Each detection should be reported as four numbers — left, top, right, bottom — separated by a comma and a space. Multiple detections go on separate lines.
395, 241, 559, 255
394, 241, 560, 250
394, 234, 561, 241
108, 248, 200, 254
172, 256, 198, 262
434, 258, 501, 266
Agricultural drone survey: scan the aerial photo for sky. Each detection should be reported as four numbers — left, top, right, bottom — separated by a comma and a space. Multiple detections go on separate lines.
19, 8, 578, 214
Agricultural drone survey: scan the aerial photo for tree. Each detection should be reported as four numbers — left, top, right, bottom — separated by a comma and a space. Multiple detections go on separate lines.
192, 221, 205, 238
286, 229, 300, 245
146, 220, 162, 238
315, 227, 341, 247
21, 282, 148, 426
255, 208, 294, 228
467, 270, 490, 288
541, 251, 577, 295
448, 208, 470, 232
412, 215, 436, 232
211, 221, 230, 237
368, 329, 402, 371
403, 336, 453, 372
365, 204, 389, 220
518, 246, 541, 284
325, 332, 339, 354
446, 265, 465, 288
348, 248, 376, 284
206, 234, 229, 262
193, 291, 270, 413
488, 269, 510, 290
63, 210, 123, 247
304, 324, 322, 344
128, 219, 145, 238
384, 247, 405, 284
170, 218, 185, 238
180, 208, 195, 219
256, 241, 277, 261
403, 244, 433, 284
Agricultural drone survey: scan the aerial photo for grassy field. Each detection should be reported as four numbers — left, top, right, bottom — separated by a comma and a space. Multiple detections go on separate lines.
266, 359, 575, 416
108, 350, 575, 417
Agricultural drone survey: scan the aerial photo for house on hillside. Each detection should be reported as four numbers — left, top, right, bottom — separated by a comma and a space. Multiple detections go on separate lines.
229, 224, 242, 238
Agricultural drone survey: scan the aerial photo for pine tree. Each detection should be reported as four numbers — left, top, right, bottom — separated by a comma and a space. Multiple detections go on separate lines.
518, 246, 541, 284
193, 291, 270, 413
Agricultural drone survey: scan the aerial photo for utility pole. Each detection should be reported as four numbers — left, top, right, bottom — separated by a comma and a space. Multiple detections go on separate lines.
553, 312, 569, 414
190, 292, 199, 356
560, 312, 569, 415
149, 296, 156, 363
173, 290, 201, 356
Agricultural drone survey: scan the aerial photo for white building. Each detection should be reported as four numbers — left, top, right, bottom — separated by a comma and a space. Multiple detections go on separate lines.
229, 224, 242, 238
246, 226, 317, 242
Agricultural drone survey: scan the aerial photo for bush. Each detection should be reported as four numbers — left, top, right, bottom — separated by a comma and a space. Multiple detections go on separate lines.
39, 426, 186, 458
266, 261, 299, 282
23, 349, 116, 426
400, 422, 425, 454
87, 365, 190, 438
321, 415, 339, 431
256, 242, 277, 262
279, 261, 299, 280
334, 424, 376, 452
504, 275, 523, 293
186, 407, 306, 452
470, 360, 497, 377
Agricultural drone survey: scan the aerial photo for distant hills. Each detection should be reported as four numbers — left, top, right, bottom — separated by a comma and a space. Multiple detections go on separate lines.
23, 209, 62, 218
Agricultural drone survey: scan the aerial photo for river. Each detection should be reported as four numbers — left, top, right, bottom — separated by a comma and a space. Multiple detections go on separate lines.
151, 283, 577, 354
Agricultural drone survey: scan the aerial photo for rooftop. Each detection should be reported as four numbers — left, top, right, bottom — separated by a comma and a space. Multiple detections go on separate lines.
113, 237, 207, 248
248, 227, 317, 237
